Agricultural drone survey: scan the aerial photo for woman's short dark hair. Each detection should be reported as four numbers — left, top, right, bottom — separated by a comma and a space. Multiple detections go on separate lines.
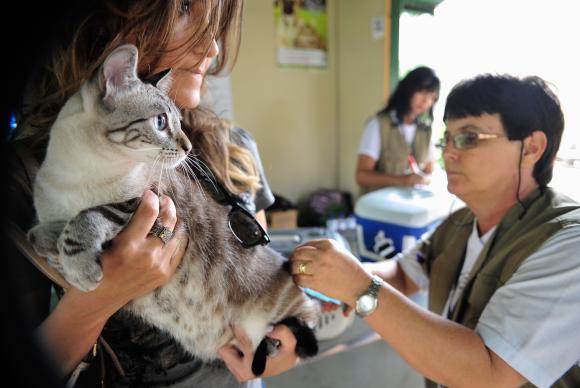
379, 66, 440, 125
443, 74, 565, 186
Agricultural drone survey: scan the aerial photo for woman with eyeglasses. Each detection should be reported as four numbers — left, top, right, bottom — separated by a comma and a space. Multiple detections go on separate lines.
4, 1, 299, 387
291, 74, 580, 387
356, 66, 440, 192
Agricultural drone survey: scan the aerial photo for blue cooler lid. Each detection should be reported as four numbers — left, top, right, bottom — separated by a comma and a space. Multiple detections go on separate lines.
355, 187, 455, 227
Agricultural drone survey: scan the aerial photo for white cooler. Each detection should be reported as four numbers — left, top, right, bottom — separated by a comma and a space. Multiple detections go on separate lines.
355, 186, 456, 262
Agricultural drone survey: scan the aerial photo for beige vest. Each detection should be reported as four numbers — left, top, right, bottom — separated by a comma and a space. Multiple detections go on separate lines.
375, 112, 432, 176
419, 188, 580, 388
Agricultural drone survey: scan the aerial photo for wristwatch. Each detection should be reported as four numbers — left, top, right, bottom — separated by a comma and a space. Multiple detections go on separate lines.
355, 275, 383, 317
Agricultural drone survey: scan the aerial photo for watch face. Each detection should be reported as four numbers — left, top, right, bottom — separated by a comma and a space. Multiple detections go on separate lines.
356, 294, 377, 315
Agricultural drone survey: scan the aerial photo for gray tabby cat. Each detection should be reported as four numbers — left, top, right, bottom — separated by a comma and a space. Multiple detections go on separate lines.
28, 44, 319, 371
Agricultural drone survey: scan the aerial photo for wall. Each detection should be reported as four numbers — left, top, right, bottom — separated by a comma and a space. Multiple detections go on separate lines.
336, 0, 387, 198
230, 1, 387, 204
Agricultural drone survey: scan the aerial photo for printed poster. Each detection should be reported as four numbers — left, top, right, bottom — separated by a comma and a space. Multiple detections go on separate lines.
274, 0, 328, 67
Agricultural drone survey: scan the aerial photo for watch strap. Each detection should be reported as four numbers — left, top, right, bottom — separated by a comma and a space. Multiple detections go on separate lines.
366, 275, 382, 297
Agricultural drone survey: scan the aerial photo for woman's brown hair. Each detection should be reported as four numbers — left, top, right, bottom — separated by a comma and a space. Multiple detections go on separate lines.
18, 0, 261, 195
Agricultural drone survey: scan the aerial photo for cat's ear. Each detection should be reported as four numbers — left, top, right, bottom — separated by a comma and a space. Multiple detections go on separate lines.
155, 70, 174, 95
99, 44, 139, 100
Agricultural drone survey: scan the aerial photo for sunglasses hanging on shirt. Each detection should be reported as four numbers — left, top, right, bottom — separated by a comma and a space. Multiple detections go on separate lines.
198, 174, 270, 248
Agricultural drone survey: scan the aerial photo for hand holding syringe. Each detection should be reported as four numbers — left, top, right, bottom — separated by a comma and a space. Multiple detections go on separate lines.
407, 155, 431, 186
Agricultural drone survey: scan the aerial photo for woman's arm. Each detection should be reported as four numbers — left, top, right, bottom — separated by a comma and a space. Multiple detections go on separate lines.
355, 155, 426, 189
38, 190, 187, 376
363, 258, 420, 296
290, 239, 527, 388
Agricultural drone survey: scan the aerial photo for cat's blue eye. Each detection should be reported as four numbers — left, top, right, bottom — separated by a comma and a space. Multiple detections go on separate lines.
179, 0, 191, 15
154, 113, 168, 131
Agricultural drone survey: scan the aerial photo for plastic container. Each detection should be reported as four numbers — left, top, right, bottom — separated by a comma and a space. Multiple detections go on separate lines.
268, 227, 351, 256
355, 186, 454, 261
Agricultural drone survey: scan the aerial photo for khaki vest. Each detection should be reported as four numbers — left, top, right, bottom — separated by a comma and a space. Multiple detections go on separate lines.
375, 113, 432, 176
419, 188, 580, 388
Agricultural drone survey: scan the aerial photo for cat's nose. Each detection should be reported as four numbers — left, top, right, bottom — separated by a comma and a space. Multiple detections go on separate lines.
180, 136, 192, 155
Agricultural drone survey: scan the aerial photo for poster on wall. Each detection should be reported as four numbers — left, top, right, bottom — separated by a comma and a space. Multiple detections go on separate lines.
274, 0, 328, 67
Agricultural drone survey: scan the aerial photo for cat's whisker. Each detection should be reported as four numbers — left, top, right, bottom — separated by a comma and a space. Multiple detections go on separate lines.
129, 147, 163, 152
185, 155, 203, 174
185, 158, 205, 184
187, 157, 213, 184
146, 154, 163, 189
178, 159, 191, 179
191, 158, 220, 194
178, 161, 197, 197
165, 162, 179, 203
187, 159, 206, 182
161, 159, 170, 191
189, 159, 207, 181
196, 159, 217, 182
166, 158, 178, 196
157, 157, 167, 197
181, 157, 207, 201
190, 173, 207, 202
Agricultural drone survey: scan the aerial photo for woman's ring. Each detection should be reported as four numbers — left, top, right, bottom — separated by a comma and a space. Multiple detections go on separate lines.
150, 224, 173, 245
298, 262, 308, 275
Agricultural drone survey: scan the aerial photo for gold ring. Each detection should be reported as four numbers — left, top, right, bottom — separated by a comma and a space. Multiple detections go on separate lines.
298, 262, 307, 275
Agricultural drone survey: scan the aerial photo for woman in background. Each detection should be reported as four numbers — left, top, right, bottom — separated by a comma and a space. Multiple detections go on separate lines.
356, 66, 440, 192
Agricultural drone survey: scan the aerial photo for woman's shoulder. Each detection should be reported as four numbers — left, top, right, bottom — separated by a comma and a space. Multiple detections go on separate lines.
375, 110, 400, 125
231, 127, 256, 147
230, 127, 262, 160
229, 127, 275, 211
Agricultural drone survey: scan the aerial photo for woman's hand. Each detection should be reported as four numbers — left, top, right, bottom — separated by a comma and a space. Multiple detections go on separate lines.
289, 239, 372, 306
96, 189, 187, 310
404, 172, 430, 186
219, 324, 299, 381
41, 190, 188, 374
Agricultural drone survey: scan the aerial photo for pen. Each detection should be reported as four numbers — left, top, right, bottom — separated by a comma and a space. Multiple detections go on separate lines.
407, 154, 422, 175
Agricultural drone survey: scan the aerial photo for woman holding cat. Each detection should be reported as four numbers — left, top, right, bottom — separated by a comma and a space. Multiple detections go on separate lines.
6, 0, 298, 386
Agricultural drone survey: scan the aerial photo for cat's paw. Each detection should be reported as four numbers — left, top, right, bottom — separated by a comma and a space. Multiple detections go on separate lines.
28, 221, 67, 263
59, 249, 104, 292
57, 226, 104, 292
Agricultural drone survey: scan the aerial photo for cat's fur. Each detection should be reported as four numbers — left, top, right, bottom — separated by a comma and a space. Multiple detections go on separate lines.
28, 44, 319, 369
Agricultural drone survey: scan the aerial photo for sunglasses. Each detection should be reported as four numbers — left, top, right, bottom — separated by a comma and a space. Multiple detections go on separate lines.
436, 130, 506, 150
199, 175, 271, 248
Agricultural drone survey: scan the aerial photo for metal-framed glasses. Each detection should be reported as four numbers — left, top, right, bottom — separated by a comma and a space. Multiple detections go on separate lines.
436, 130, 506, 150
199, 176, 271, 248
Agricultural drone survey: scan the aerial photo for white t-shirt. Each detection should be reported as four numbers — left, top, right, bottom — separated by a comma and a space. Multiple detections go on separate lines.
358, 116, 438, 162
398, 223, 580, 388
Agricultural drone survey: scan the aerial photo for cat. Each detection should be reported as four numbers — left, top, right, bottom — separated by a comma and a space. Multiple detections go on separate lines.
27, 43, 320, 375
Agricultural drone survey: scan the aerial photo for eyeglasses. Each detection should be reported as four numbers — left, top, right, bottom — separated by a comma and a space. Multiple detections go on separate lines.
436, 130, 506, 150
199, 175, 271, 248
